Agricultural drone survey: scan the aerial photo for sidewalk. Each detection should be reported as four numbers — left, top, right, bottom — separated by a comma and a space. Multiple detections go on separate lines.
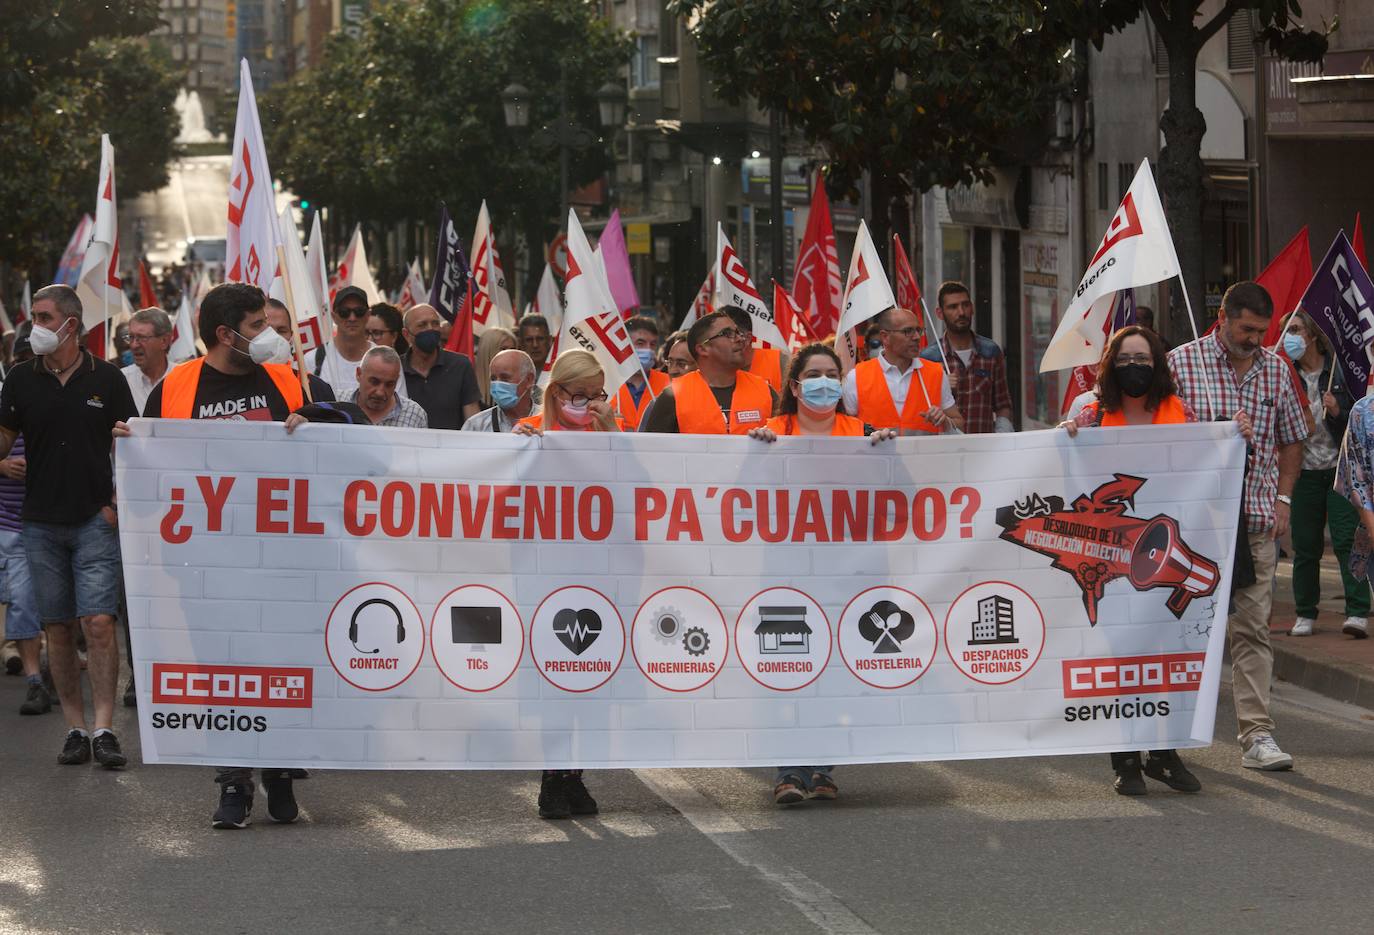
1269, 552, 1374, 710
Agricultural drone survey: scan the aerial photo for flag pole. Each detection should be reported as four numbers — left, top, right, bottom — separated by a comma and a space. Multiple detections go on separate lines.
103, 289, 111, 360
276, 245, 314, 403
1177, 276, 1219, 418
919, 295, 953, 375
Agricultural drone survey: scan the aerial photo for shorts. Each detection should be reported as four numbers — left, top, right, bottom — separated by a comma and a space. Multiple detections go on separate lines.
0, 528, 41, 640
22, 513, 122, 623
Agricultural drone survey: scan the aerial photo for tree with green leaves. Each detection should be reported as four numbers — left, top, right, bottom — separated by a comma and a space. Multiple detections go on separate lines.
675, 0, 1076, 250
264, 0, 632, 287
1059, 0, 1329, 333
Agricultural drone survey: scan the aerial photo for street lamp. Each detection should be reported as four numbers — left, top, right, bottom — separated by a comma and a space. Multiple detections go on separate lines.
596, 81, 628, 129
501, 83, 532, 129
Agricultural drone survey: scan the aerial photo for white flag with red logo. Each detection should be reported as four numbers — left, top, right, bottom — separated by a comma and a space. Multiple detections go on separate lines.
397, 258, 426, 313
791, 173, 843, 339
331, 224, 382, 306
560, 209, 641, 399
680, 270, 714, 332
75, 134, 132, 337
712, 224, 788, 349
835, 220, 896, 371
1040, 159, 1180, 372
469, 200, 516, 334
304, 213, 330, 323
169, 290, 197, 363
530, 263, 565, 387
226, 59, 281, 292
276, 206, 325, 354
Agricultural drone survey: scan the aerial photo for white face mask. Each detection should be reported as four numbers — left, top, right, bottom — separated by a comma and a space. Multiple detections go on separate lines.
30, 320, 72, 356
233, 328, 291, 366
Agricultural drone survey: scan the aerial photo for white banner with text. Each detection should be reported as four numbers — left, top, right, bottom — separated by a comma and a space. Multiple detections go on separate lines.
116, 421, 1243, 769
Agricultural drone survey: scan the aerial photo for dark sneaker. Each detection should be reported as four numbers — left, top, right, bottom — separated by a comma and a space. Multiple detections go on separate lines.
2, 641, 20, 675
538, 775, 571, 819
1144, 750, 1201, 793
58, 730, 91, 765
809, 772, 838, 801
261, 770, 299, 823
564, 774, 598, 816
92, 732, 127, 769
212, 783, 254, 829
774, 772, 808, 806
123, 674, 137, 708
19, 682, 52, 715
1113, 754, 1147, 796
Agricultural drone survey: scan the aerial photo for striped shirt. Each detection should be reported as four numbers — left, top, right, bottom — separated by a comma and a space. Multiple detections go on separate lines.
1167, 331, 1308, 531
343, 389, 430, 429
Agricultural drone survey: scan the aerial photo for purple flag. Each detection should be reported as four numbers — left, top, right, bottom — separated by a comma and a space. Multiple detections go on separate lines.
597, 209, 640, 316
428, 204, 470, 324
1300, 231, 1374, 397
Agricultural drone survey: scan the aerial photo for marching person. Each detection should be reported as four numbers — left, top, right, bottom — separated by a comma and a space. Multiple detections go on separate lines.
121, 307, 174, 415
721, 306, 786, 393
399, 304, 481, 429
366, 302, 408, 356
345, 347, 428, 428
1061, 325, 1252, 795
842, 305, 963, 435
517, 314, 553, 374
0, 285, 138, 767
1168, 281, 1307, 771
123, 282, 311, 826
462, 348, 538, 433
637, 311, 775, 435
660, 329, 696, 380
512, 349, 614, 819
314, 286, 374, 400
919, 281, 1013, 433
747, 343, 894, 805
474, 327, 518, 411
615, 316, 670, 430
264, 298, 335, 402
1280, 311, 1367, 638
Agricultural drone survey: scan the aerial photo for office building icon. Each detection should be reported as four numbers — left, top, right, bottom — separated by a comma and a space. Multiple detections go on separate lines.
969, 595, 1017, 645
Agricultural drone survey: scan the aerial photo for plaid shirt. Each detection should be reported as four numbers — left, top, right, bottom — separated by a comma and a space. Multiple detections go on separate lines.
920, 334, 1012, 433
344, 390, 430, 429
1167, 331, 1308, 532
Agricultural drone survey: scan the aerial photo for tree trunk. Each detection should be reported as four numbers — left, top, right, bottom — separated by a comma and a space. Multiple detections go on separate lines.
868, 170, 893, 271
1159, 31, 1207, 343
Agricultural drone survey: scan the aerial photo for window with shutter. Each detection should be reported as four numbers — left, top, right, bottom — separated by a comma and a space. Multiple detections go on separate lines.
1228, 11, 1257, 71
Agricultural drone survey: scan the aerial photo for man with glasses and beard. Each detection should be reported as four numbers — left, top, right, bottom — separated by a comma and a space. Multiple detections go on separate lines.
919, 280, 1013, 433
637, 311, 777, 434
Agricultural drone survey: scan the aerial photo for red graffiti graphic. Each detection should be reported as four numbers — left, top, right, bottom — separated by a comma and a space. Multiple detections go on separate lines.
996, 474, 1219, 626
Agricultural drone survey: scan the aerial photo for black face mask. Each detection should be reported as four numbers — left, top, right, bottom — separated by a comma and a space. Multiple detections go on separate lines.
413, 330, 443, 353
1117, 363, 1154, 399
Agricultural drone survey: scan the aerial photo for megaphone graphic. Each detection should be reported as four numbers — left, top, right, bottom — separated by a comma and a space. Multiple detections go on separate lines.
1128, 516, 1220, 617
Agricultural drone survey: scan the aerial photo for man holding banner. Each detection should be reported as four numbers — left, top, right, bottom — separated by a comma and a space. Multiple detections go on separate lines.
1168, 282, 1307, 771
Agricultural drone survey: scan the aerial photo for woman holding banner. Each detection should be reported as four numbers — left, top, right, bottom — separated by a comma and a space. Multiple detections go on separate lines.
1060, 325, 1207, 796
748, 344, 894, 805
1280, 311, 1366, 638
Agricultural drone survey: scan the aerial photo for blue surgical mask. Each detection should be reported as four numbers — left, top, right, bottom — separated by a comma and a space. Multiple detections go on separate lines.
1282, 333, 1306, 360
119, 349, 134, 367
636, 347, 656, 370
489, 380, 524, 410
798, 376, 843, 411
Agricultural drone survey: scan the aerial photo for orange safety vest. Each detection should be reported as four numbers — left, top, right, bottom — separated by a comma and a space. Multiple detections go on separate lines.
765, 413, 865, 437
674, 369, 773, 435
515, 411, 622, 432
749, 347, 783, 393
159, 357, 304, 420
1089, 394, 1189, 426
853, 357, 944, 433
615, 369, 671, 430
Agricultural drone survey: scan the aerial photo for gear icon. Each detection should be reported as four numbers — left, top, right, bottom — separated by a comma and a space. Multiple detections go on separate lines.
682, 626, 710, 656
652, 607, 684, 644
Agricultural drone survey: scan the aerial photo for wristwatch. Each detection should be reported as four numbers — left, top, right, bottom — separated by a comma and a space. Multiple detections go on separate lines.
1276, 494, 1292, 506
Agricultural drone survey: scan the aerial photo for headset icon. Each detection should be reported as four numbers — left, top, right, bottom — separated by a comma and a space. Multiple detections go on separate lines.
349, 598, 405, 654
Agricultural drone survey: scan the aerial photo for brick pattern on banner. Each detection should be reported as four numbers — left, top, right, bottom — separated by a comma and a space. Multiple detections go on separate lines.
116, 422, 1245, 769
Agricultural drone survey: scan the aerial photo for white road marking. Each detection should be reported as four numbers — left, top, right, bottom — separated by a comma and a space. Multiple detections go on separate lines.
634, 769, 878, 935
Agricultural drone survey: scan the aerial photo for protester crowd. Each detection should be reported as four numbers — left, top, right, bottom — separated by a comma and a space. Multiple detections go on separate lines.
1, 273, 1365, 827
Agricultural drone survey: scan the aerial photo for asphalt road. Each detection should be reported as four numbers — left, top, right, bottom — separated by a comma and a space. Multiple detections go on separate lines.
2, 672, 1371, 935
122, 155, 232, 272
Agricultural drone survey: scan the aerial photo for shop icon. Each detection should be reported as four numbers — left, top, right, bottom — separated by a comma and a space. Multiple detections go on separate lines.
755, 606, 811, 654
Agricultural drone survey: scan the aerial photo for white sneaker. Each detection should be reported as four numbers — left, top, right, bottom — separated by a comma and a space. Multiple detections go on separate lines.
1342, 616, 1369, 639
1290, 617, 1316, 636
1242, 734, 1294, 771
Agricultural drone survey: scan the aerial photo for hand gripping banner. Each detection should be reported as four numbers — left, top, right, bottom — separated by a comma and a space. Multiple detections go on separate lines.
116, 422, 1243, 769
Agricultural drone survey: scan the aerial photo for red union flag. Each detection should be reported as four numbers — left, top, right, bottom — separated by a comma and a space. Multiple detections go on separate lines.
772, 281, 812, 350
1040, 160, 1180, 372
561, 209, 642, 398
892, 232, 927, 351
712, 224, 787, 348
792, 173, 843, 339
226, 59, 281, 292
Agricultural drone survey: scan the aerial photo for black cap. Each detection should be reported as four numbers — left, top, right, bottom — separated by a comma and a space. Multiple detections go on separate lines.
332, 285, 368, 311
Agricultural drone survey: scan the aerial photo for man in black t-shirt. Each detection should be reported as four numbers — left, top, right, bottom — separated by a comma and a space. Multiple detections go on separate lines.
0, 284, 138, 769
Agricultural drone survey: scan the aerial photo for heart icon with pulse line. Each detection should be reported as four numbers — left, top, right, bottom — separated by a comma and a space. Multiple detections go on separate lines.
552, 608, 602, 655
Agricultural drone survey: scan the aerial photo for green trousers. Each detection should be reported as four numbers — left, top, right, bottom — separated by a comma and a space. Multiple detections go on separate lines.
1291, 468, 1370, 618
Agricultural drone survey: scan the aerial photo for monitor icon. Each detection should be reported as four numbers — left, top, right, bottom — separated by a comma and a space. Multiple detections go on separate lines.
451, 606, 503, 652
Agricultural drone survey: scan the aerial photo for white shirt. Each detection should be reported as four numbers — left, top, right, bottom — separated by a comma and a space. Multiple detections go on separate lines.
841, 351, 955, 418
121, 362, 166, 416
318, 341, 409, 402
461, 404, 541, 433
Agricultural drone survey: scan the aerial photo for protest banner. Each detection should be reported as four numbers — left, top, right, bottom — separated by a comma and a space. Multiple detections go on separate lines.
117, 421, 1241, 770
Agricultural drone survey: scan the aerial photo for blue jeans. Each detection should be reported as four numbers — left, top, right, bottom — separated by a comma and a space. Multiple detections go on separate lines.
22, 513, 122, 622
0, 528, 41, 639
